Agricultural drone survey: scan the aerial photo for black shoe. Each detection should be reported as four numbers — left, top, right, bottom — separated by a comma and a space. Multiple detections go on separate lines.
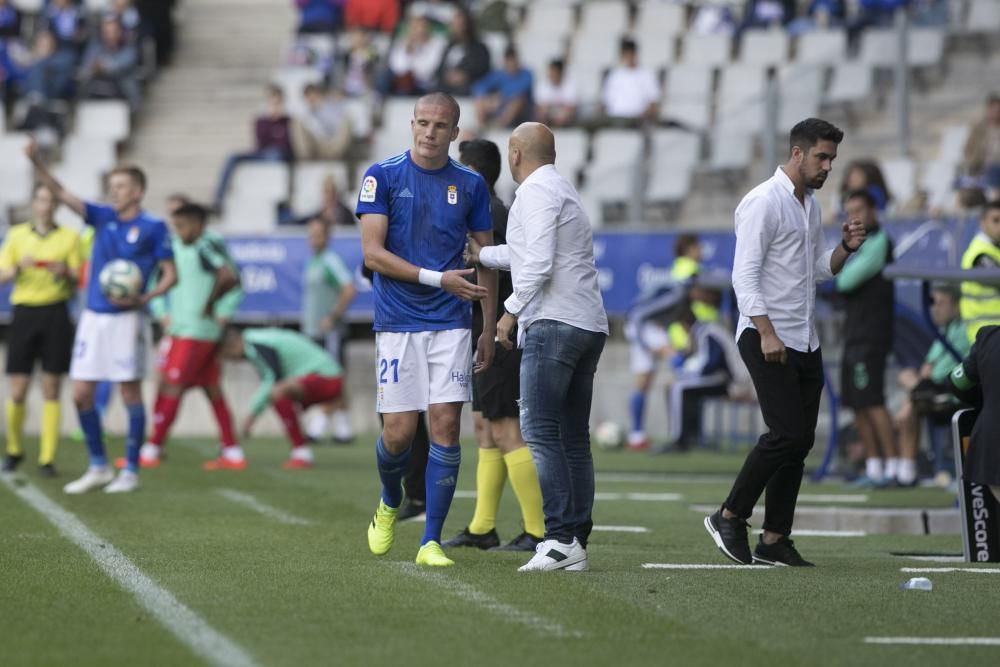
442, 527, 501, 550
490, 531, 543, 552
1, 454, 23, 473
704, 510, 753, 565
753, 535, 814, 567
38, 463, 57, 478
397, 499, 426, 521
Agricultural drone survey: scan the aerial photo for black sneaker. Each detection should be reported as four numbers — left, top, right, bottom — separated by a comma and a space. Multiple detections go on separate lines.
753, 535, 814, 567
397, 499, 426, 522
442, 527, 501, 550
704, 510, 753, 565
38, 463, 58, 478
1, 454, 24, 473
490, 531, 543, 552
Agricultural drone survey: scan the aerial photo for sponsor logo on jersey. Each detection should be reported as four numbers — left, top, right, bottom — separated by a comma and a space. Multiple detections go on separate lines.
398, 187, 414, 198
360, 176, 378, 203
127, 226, 140, 244
447, 185, 458, 206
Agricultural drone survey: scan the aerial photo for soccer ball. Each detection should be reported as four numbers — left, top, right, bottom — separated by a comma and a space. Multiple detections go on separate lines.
99, 259, 143, 299
593, 421, 625, 450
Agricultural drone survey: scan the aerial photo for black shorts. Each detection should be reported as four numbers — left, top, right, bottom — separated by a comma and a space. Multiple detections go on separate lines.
472, 345, 521, 420
840, 344, 888, 410
6, 302, 75, 375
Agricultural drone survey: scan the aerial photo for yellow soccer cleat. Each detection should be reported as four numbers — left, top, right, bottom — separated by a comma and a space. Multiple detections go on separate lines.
367, 499, 399, 555
415, 541, 455, 567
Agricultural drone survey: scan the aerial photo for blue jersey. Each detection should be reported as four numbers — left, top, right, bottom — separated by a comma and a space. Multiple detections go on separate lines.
84, 202, 173, 314
355, 151, 492, 332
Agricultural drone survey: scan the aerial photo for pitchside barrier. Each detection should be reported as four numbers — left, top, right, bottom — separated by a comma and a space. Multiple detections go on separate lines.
953, 409, 1000, 563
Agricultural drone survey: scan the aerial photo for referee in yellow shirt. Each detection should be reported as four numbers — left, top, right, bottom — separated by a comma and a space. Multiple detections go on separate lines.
0, 184, 82, 476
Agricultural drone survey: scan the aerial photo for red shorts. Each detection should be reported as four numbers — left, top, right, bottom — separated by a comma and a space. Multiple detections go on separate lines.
297, 374, 343, 407
158, 337, 221, 387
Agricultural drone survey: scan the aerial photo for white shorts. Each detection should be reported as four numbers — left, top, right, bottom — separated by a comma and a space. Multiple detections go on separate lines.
70, 310, 148, 382
628, 321, 670, 375
375, 328, 472, 413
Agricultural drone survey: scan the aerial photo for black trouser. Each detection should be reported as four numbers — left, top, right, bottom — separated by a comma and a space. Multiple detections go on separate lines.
723, 329, 825, 536
402, 413, 430, 503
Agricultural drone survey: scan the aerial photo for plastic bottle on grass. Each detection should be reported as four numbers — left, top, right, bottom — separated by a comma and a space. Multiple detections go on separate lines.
901, 577, 933, 591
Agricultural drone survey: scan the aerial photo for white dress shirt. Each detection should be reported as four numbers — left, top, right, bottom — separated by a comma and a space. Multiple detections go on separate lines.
601, 66, 660, 119
732, 166, 835, 353
478, 164, 609, 338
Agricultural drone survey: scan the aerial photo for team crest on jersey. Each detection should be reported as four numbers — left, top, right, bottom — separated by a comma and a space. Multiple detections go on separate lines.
127, 226, 140, 243
360, 176, 377, 203
447, 185, 458, 205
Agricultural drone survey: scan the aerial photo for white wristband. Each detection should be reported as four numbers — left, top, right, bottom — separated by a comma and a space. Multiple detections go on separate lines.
418, 268, 443, 288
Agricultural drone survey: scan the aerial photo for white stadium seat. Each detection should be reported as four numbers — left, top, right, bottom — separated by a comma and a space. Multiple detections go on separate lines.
681, 34, 731, 67
12, 0, 45, 11
825, 63, 873, 105
740, 30, 789, 67
716, 64, 768, 133
292, 162, 350, 214
777, 65, 824, 132
272, 67, 323, 117
74, 100, 131, 143
881, 157, 916, 207
651, 129, 700, 169
660, 65, 713, 130
646, 163, 693, 203
708, 132, 755, 171
53, 163, 103, 204
230, 162, 290, 203
907, 28, 946, 68
221, 197, 279, 234
552, 128, 589, 178
635, 1, 687, 37
62, 135, 117, 174
965, 0, 1000, 34
858, 29, 896, 68
920, 160, 958, 212
342, 96, 373, 140
579, 1, 629, 37
796, 29, 847, 65
482, 32, 509, 72
634, 32, 677, 70
586, 129, 644, 203
514, 32, 567, 71
937, 125, 970, 165
567, 65, 606, 107
523, 4, 575, 40
0, 133, 34, 209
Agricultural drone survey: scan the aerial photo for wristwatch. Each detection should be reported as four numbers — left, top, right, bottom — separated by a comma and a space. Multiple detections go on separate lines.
841, 239, 857, 254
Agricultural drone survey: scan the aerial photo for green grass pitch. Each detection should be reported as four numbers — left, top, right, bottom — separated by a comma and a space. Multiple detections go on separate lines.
2, 434, 999, 667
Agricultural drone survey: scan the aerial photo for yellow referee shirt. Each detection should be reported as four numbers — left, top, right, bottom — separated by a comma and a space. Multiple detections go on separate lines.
0, 223, 82, 306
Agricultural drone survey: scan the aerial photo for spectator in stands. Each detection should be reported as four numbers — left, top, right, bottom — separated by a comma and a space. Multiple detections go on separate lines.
378, 14, 446, 97
737, 0, 795, 34
787, 0, 846, 35
294, 174, 356, 226
338, 28, 378, 98
691, 5, 736, 35
79, 16, 141, 111
107, 0, 141, 41
848, 0, 909, 42
963, 93, 1000, 199
598, 38, 660, 127
895, 285, 968, 487
135, 0, 177, 66
840, 159, 891, 213
434, 7, 490, 96
43, 0, 87, 54
0, 38, 19, 103
960, 199, 1000, 342
472, 46, 532, 130
837, 190, 897, 487
295, 0, 343, 34
408, 0, 457, 30
14, 31, 76, 133
345, 0, 400, 35
292, 83, 353, 161
534, 59, 577, 129
214, 85, 294, 211
0, 0, 21, 39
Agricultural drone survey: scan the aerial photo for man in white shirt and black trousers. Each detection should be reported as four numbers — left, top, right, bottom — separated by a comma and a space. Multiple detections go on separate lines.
468, 122, 609, 572
704, 118, 867, 567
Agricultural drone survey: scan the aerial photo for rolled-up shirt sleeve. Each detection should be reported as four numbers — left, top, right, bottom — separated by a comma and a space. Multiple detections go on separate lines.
813, 223, 836, 283
479, 244, 511, 270
504, 183, 559, 316
732, 194, 773, 318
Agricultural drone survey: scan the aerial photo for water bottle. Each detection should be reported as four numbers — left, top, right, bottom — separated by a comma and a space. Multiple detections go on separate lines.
901, 577, 933, 591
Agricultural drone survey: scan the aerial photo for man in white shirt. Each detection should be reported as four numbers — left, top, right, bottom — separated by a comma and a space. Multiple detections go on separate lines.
704, 118, 866, 567
468, 123, 609, 572
600, 38, 660, 125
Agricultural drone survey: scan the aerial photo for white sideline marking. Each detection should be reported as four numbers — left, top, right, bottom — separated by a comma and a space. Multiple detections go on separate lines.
901, 567, 1000, 574
797, 494, 869, 503
0, 476, 261, 667
215, 489, 312, 526
865, 637, 1000, 646
905, 555, 965, 562
397, 563, 582, 638
642, 563, 772, 570
793, 530, 867, 537
592, 525, 650, 534
453, 490, 477, 499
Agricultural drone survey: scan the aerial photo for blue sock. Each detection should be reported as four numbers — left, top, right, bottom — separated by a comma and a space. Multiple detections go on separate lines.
422, 443, 461, 545
125, 402, 145, 473
95, 381, 112, 420
629, 391, 647, 434
376, 437, 411, 508
78, 407, 106, 467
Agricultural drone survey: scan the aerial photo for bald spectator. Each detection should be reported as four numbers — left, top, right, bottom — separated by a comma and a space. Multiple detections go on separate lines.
473, 47, 533, 130
599, 38, 659, 127
378, 14, 446, 96
345, 0, 400, 35
80, 17, 141, 111
964, 93, 1000, 199
534, 59, 577, 129
434, 7, 490, 96
292, 83, 353, 161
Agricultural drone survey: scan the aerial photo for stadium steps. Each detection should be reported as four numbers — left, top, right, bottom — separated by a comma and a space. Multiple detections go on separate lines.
122, 0, 296, 211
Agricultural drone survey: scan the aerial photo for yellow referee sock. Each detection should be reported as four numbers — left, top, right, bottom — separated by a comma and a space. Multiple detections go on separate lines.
504, 447, 545, 539
5, 399, 26, 457
468, 448, 506, 535
39, 401, 61, 465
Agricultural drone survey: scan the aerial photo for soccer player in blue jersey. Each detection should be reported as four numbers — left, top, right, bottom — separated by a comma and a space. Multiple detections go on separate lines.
26, 140, 177, 495
358, 92, 497, 567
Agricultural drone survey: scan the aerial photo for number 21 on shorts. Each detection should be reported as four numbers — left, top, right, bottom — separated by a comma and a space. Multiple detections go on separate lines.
379, 358, 399, 384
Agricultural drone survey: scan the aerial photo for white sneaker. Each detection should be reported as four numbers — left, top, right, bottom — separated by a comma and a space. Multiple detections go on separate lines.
63, 466, 115, 495
518, 538, 588, 572
221, 445, 245, 462
104, 470, 140, 494
332, 410, 354, 442
305, 412, 328, 441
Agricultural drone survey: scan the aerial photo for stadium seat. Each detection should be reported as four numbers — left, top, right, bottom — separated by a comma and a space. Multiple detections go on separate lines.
342, 96, 373, 140
681, 34, 731, 67
522, 4, 575, 41
230, 162, 290, 203
578, 1, 630, 37
568, 32, 620, 86
12, 0, 45, 11
635, 1, 687, 37
62, 135, 117, 175
634, 31, 677, 70
567, 64, 606, 107
881, 157, 916, 207
651, 128, 700, 169
707, 132, 755, 171
796, 29, 847, 65
514, 31, 567, 72
965, 0, 1000, 34
906, 28, 946, 68
920, 160, 958, 212
74, 100, 131, 143
716, 64, 768, 133
858, 29, 897, 69
272, 67, 323, 117
739, 29, 789, 67
453, 96, 478, 132
292, 162, 350, 214
586, 129, 644, 205
660, 65, 713, 130
83, 0, 111, 10
936, 124, 970, 164
645, 163, 692, 204
0, 133, 34, 209
552, 128, 589, 180
482, 129, 517, 204
776, 65, 824, 132
825, 63, 873, 105
482, 32, 509, 72
220, 197, 280, 233
52, 163, 103, 204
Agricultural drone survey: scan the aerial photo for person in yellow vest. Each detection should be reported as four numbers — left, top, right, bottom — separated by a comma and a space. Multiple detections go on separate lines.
0, 184, 82, 476
960, 200, 1000, 343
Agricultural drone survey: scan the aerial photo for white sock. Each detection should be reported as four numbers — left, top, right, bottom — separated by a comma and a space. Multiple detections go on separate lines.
865, 458, 884, 481
291, 446, 314, 462
222, 446, 245, 461
897, 458, 917, 485
305, 412, 328, 440
140, 443, 161, 460
628, 431, 647, 446
885, 457, 901, 481
332, 410, 353, 439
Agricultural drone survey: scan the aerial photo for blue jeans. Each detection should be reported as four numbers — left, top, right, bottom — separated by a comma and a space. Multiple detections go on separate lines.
519, 319, 606, 547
